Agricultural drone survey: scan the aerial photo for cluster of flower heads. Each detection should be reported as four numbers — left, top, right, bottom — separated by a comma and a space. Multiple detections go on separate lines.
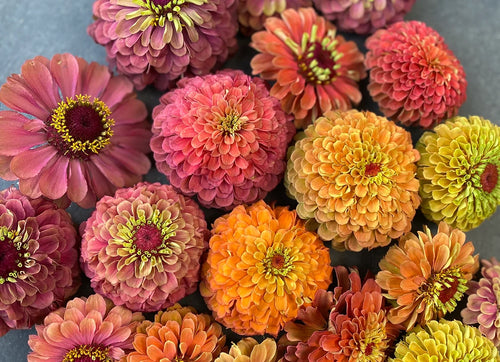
0, 0, 500, 361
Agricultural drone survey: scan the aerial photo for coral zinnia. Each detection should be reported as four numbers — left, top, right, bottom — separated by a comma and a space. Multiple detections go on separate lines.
200, 200, 332, 336
126, 304, 225, 362
88, 0, 238, 90
0, 187, 80, 337
376, 222, 479, 331
151, 70, 294, 210
313, 0, 416, 34
80, 182, 208, 312
28, 294, 144, 362
283, 266, 400, 361
0, 53, 151, 208
462, 258, 500, 347
285, 110, 420, 251
365, 20, 467, 128
250, 7, 366, 128
215, 337, 278, 362
417, 116, 500, 231
392, 319, 500, 361
238, 0, 311, 34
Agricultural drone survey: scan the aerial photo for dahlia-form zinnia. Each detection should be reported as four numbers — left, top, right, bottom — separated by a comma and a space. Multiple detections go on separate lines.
0, 53, 151, 208
151, 70, 294, 210
0, 187, 80, 337
285, 110, 420, 251
88, 0, 238, 90
417, 115, 500, 231
376, 222, 479, 331
126, 304, 225, 362
365, 21, 467, 128
313, 0, 416, 34
215, 338, 278, 362
200, 200, 333, 336
462, 258, 500, 347
80, 182, 208, 312
251, 7, 366, 128
392, 319, 500, 362
28, 294, 144, 362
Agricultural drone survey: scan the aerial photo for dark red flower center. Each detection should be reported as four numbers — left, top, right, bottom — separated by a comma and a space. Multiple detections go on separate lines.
134, 225, 164, 251
271, 254, 285, 269
0, 239, 19, 279
480, 163, 498, 193
151, 0, 170, 5
365, 342, 374, 356
365, 163, 381, 177
438, 276, 460, 304
65, 105, 105, 142
298, 41, 338, 85
63, 344, 110, 362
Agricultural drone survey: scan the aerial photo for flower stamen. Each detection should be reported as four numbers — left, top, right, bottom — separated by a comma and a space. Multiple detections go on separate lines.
262, 246, 294, 277
0, 224, 34, 284
62, 344, 111, 362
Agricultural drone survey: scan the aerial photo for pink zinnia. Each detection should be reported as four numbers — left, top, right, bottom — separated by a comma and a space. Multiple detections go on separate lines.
0, 53, 151, 208
28, 294, 144, 362
365, 21, 467, 128
151, 70, 295, 209
0, 187, 80, 337
80, 182, 208, 312
88, 0, 239, 90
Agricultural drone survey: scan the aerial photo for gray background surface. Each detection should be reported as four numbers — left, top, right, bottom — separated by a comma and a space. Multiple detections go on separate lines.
0, 0, 499, 360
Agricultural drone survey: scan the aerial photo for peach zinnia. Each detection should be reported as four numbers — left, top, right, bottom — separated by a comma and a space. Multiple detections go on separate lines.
376, 222, 479, 330
285, 110, 420, 251
200, 200, 332, 336
251, 7, 366, 128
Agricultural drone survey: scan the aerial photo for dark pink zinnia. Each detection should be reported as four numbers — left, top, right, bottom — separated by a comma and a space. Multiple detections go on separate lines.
88, 0, 239, 90
0, 187, 80, 337
0, 53, 151, 208
151, 69, 295, 210
365, 21, 467, 128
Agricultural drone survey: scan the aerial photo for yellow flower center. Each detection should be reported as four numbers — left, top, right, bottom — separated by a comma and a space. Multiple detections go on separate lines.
62, 344, 111, 362
262, 246, 295, 276
47, 95, 114, 159
356, 313, 388, 362
218, 111, 244, 136
0, 223, 34, 284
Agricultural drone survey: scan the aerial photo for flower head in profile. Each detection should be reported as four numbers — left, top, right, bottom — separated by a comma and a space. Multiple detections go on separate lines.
285, 110, 420, 251
200, 200, 332, 336
28, 294, 144, 362
462, 258, 500, 347
0, 187, 80, 337
251, 7, 366, 128
313, 0, 416, 34
0, 53, 151, 208
125, 304, 225, 362
417, 116, 500, 231
151, 70, 294, 210
365, 21, 467, 128
80, 182, 208, 312
215, 337, 278, 362
392, 319, 500, 361
376, 222, 479, 331
88, 0, 238, 90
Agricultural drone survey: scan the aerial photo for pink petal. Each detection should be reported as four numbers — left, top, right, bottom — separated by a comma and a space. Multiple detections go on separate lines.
18, 175, 42, 198
0, 112, 46, 155
80, 61, 112, 98
39, 155, 69, 199
111, 98, 147, 124
67, 159, 88, 203
20, 57, 60, 111
90, 153, 126, 188
10, 146, 57, 178
100, 76, 133, 109
50, 53, 80, 99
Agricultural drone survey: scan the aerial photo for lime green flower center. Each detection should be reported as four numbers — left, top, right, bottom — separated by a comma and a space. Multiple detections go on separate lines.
480, 163, 498, 193
62, 344, 110, 362
0, 224, 34, 284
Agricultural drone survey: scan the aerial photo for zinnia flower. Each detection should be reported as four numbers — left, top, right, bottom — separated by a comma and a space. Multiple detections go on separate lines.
0, 53, 151, 208
80, 182, 208, 312
250, 7, 366, 129
28, 294, 144, 362
200, 200, 332, 336
283, 266, 400, 361
88, 0, 238, 90
238, 0, 311, 34
0, 187, 80, 337
462, 258, 500, 347
215, 338, 278, 362
125, 304, 225, 362
365, 21, 467, 128
417, 116, 500, 231
376, 222, 479, 331
150, 70, 294, 210
285, 110, 420, 251
392, 319, 500, 361
313, 0, 416, 34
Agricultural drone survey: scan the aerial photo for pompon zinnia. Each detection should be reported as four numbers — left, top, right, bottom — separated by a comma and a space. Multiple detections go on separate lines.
417, 115, 500, 231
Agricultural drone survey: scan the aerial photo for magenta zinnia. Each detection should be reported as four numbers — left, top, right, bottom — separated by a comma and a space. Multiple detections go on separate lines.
28, 294, 144, 362
0, 53, 151, 208
151, 70, 294, 210
80, 182, 208, 312
88, 0, 238, 90
0, 187, 80, 337
251, 7, 366, 129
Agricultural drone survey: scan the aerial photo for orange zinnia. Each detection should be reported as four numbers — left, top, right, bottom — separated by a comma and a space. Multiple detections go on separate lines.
200, 200, 332, 336
376, 222, 479, 330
